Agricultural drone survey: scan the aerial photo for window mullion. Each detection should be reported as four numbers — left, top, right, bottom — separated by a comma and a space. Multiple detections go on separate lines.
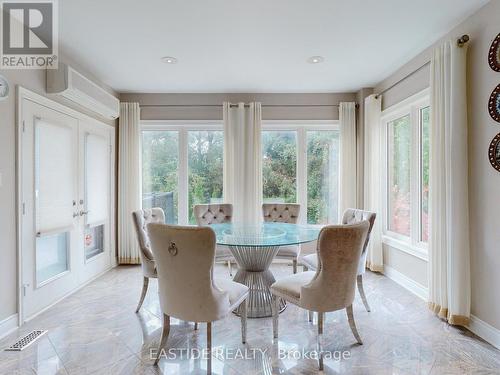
297, 128, 307, 224
178, 129, 188, 225
410, 106, 420, 246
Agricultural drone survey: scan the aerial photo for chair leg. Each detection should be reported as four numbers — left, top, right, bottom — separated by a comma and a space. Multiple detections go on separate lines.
292, 259, 297, 274
135, 277, 149, 313
357, 274, 371, 312
271, 295, 279, 339
207, 322, 212, 374
308, 310, 314, 322
240, 299, 248, 343
154, 314, 170, 366
228, 260, 232, 277
346, 305, 363, 345
194, 322, 198, 330
303, 265, 308, 272
317, 312, 324, 371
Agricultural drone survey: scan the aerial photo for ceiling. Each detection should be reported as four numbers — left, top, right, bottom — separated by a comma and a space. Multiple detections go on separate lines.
59, 0, 489, 93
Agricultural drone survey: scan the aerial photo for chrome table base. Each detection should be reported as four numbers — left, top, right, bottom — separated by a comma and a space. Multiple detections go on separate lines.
229, 245, 286, 318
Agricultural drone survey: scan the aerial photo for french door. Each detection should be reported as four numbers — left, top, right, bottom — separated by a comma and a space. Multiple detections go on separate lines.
20, 97, 114, 321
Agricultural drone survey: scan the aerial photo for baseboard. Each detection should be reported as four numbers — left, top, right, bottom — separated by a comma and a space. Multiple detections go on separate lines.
383, 265, 428, 301
469, 315, 500, 350
0, 314, 18, 340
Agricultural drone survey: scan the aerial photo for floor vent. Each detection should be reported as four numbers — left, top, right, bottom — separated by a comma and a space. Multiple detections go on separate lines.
4, 330, 47, 351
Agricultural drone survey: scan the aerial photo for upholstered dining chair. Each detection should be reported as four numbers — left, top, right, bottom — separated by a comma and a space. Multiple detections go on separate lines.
193, 203, 235, 276
270, 221, 370, 371
132, 208, 165, 313
147, 223, 249, 370
262, 203, 301, 273
300, 208, 376, 312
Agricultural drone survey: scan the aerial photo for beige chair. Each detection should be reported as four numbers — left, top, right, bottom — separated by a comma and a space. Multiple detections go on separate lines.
193, 203, 235, 275
300, 208, 376, 312
262, 203, 301, 273
132, 208, 165, 313
270, 221, 369, 371
147, 223, 249, 370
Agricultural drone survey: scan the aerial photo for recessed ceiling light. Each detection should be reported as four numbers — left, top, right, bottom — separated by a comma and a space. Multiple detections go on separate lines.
308, 56, 324, 64
161, 56, 178, 64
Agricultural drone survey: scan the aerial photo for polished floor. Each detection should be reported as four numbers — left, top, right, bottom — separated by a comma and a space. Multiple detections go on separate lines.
1, 264, 499, 375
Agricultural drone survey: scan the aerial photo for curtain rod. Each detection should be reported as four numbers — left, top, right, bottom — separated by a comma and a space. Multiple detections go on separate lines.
374, 34, 469, 99
140, 103, 358, 108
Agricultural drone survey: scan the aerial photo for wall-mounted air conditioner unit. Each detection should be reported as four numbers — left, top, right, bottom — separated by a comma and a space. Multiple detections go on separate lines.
46, 63, 120, 120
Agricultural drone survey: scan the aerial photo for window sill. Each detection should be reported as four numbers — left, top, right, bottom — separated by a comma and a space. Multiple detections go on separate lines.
382, 235, 428, 261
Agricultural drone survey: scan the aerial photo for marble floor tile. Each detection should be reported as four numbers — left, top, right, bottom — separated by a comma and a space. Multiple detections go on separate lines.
1, 264, 499, 375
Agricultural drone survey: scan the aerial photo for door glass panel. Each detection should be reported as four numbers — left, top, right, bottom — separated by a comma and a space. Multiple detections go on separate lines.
85, 133, 109, 225
36, 232, 69, 285
188, 131, 224, 224
142, 131, 179, 224
262, 131, 297, 203
85, 224, 104, 261
307, 131, 340, 224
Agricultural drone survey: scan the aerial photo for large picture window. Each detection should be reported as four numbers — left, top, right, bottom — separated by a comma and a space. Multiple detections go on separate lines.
382, 90, 430, 253
142, 122, 223, 225
262, 122, 340, 225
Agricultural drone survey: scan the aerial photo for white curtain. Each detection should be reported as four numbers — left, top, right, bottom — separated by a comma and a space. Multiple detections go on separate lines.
339, 102, 357, 216
118, 102, 142, 264
428, 40, 470, 326
363, 95, 384, 272
223, 102, 263, 224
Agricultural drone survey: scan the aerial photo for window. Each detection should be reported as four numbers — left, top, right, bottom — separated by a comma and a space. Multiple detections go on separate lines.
382, 90, 430, 252
141, 123, 223, 225
262, 122, 340, 225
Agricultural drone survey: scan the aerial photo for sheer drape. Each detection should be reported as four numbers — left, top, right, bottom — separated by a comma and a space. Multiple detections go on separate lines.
118, 102, 142, 264
428, 40, 470, 326
339, 102, 357, 216
363, 95, 383, 272
223, 102, 263, 224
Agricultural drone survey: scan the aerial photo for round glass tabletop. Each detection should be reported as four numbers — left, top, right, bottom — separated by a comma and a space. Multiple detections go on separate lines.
210, 222, 321, 247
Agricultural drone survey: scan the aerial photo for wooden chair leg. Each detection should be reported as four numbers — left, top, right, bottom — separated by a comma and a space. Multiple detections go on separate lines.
292, 259, 297, 274
135, 277, 149, 313
271, 295, 279, 339
317, 312, 324, 371
228, 260, 232, 277
154, 314, 170, 365
207, 322, 212, 374
357, 274, 371, 312
308, 310, 314, 322
194, 322, 198, 330
240, 299, 248, 343
347, 305, 363, 345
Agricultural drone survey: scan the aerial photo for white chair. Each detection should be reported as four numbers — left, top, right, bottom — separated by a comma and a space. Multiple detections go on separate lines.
132, 208, 164, 313
300, 208, 376, 312
193, 203, 235, 276
262, 203, 301, 273
270, 221, 370, 371
147, 223, 249, 371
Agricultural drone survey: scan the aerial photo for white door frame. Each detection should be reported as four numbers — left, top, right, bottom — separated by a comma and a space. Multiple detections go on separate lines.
16, 86, 116, 324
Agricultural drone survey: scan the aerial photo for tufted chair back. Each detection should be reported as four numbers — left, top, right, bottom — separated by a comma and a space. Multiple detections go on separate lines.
147, 223, 231, 322
341, 209, 376, 275
193, 204, 233, 225
300, 221, 369, 312
262, 203, 300, 224
132, 208, 165, 277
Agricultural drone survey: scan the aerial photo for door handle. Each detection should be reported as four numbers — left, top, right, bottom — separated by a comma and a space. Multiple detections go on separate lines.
79, 210, 89, 216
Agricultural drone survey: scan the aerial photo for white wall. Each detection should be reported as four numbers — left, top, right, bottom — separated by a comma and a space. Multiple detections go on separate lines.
0, 59, 117, 324
374, 0, 500, 331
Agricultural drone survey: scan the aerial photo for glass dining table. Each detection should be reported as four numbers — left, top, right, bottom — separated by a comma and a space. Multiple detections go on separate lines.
210, 222, 321, 318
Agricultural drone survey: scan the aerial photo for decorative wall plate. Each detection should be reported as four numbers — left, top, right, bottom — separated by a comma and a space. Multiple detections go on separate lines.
488, 83, 500, 122
489, 133, 500, 172
489, 33, 500, 72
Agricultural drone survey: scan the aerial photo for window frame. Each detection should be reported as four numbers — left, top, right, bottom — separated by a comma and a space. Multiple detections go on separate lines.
381, 89, 429, 260
141, 120, 223, 225
262, 120, 339, 225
